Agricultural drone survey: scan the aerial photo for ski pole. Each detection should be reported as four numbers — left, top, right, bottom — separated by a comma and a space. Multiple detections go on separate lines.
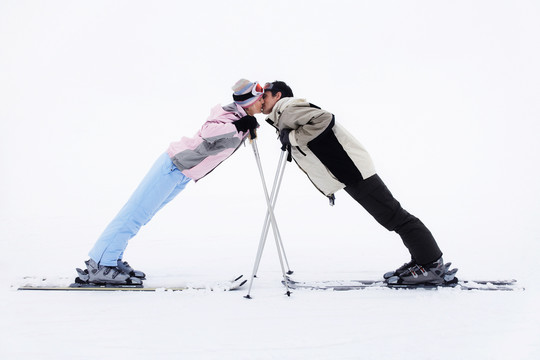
246, 151, 285, 286
245, 148, 289, 298
245, 138, 291, 298
253, 149, 292, 277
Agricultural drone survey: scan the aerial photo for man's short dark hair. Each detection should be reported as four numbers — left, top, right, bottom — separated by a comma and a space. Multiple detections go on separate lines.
266, 81, 294, 98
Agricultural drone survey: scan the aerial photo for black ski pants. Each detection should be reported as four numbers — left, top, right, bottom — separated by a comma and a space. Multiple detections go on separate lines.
344, 174, 442, 265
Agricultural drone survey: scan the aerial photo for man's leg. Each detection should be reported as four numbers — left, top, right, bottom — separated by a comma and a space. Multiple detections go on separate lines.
344, 175, 442, 265
89, 153, 191, 266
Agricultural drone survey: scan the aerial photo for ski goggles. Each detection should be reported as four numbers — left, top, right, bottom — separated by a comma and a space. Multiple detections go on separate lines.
264, 82, 274, 90
232, 82, 264, 103
252, 82, 264, 95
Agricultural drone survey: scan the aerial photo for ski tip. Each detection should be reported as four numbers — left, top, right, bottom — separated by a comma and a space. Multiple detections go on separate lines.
233, 275, 243, 282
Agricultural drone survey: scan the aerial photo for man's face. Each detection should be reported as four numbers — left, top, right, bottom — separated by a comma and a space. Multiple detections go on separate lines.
262, 90, 281, 114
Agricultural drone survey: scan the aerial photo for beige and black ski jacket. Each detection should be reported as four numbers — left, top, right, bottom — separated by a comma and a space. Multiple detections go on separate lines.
266, 97, 377, 202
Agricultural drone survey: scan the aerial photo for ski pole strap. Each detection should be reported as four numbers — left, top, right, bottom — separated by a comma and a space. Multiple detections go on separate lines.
328, 194, 335, 206
286, 145, 292, 162
249, 128, 257, 140
280, 144, 292, 162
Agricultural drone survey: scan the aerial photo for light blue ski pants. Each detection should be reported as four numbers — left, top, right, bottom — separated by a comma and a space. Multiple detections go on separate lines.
89, 153, 191, 266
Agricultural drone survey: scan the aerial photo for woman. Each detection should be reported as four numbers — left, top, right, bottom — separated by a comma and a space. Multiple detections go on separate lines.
78, 79, 264, 285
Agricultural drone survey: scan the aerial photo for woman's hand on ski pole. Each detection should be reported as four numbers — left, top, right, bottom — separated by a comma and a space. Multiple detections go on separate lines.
233, 115, 259, 140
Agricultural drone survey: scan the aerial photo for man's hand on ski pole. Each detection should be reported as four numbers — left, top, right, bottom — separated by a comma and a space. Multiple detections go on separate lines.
279, 128, 293, 162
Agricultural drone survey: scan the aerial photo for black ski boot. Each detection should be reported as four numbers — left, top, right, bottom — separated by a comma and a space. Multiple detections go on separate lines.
383, 259, 416, 279
386, 257, 456, 285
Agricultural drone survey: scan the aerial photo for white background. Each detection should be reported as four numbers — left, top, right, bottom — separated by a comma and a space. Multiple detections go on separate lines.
1, 1, 539, 359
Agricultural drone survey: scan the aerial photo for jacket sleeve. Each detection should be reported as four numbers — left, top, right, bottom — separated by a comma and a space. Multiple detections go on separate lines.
281, 106, 334, 147
200, 121, 239, 144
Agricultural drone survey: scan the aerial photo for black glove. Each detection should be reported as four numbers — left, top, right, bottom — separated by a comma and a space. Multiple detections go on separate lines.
233, 115, 259, 139
279, 129, 292, 148
279, 129, 293, 161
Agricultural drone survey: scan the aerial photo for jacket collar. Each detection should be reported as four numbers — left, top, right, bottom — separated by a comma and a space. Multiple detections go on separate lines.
265, 97, 306, 128
222, 102, 247, 117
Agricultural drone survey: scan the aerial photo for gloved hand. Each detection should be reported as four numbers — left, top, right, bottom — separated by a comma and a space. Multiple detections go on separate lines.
233, 115, 259, 139
279, 129, 293, 161
279, 129, 292, 149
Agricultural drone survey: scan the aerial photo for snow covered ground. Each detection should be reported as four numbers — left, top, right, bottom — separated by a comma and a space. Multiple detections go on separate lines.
1, 1, 539, 359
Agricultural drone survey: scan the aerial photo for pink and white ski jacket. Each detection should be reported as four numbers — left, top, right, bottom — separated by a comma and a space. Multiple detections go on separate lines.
166, 103, 249, 181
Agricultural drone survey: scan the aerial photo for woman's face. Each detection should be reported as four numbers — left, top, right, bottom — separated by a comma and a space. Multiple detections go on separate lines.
244, 96, 264, 116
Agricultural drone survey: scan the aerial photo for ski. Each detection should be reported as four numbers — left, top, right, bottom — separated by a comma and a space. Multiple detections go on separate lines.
283, 277, 523, 292
17, 275, 247, 292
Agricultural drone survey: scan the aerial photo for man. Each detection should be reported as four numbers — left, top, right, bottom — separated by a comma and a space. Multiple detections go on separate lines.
261, 81, 456, 285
